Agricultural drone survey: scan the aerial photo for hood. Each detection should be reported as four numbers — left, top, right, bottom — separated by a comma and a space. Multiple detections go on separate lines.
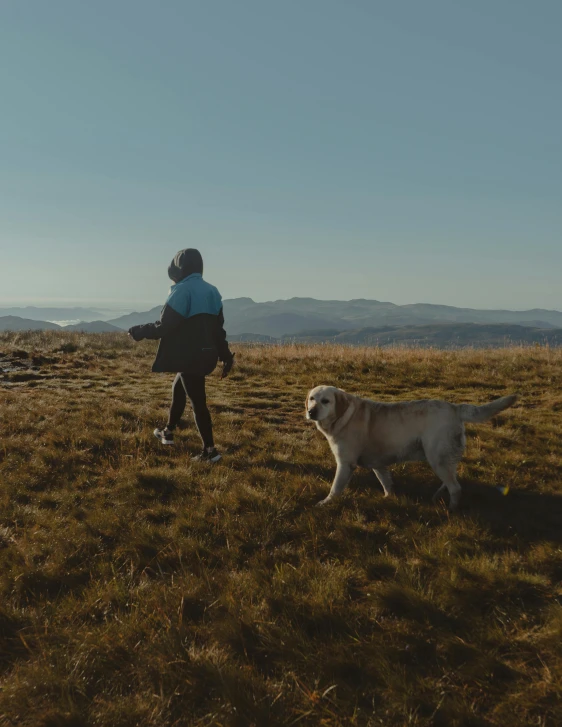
168, 248, 204, 283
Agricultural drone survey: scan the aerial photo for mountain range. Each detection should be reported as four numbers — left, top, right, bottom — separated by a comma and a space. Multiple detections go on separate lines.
0, 317, 122, 333
269, 323, 562, 348
0, 307, 106, 323
104, 298, 562, 337
1, 298, 562, 347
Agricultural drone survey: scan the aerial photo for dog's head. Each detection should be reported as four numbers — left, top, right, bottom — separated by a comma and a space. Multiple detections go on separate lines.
306, 386, 350, 423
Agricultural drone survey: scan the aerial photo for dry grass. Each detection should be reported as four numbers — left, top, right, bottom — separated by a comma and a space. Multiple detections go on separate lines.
0, 331, 561, 726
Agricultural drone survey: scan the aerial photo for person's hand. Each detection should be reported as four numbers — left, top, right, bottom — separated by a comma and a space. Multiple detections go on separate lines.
128, 326, 142, 342
221, 352, 235, 379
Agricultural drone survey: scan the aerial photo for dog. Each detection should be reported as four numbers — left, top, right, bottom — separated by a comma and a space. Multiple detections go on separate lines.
306, 386, 517, 510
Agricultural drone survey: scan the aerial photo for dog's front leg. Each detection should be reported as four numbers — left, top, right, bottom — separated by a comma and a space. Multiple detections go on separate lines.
316, 462, 353, 507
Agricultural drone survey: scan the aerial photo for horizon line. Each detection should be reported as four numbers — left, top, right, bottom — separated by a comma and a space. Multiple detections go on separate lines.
1, 297, 561, 315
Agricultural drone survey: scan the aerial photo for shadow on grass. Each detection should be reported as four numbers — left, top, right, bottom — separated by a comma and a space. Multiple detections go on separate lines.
391, 473, 562, 545
462, 480, 562, 544
14, 569, 91, 604
376, 583, 459, 630
0, 608, 32, 673
295, 462, 562, 547
135, 472, 179, 504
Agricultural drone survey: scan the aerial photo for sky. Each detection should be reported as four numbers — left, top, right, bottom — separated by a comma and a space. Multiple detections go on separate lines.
1, 0, 561, 311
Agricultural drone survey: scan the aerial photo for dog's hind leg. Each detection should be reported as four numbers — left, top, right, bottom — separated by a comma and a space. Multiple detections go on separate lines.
373, 467, 395, 497
429, 461, 462, 511
425, 428, 465, 511
316, 462, 353, 507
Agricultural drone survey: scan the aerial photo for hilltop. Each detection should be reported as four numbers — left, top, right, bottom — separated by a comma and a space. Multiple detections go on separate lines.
0, 330, 561, 725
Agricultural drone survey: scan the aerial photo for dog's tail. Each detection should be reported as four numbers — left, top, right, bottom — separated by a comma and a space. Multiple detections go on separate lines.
458, 395, 517, 424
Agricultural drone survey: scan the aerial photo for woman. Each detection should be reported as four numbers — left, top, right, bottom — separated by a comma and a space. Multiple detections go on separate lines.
128, 248, 234, 462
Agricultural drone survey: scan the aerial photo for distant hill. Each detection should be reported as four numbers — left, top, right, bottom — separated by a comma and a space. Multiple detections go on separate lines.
4, 298, 562, 347
5, 299, 562, 335
104, 298, 562, 336
2, 315, 560, 347
0, 316, 61, 331
107, 307, 161, 329
0, 317, 123, 333
229, 333, 278, 343
279, 323, 562, 348
222, 298, 562, 332
231, 312, 354, 338
0, 307, 104, 322
398, 303, 562, 327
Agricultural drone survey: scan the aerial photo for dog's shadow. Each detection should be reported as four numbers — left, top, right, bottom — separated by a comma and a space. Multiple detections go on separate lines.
378, 474, 562, 545
298, 463, 562, 546
459, 479, 562, 545
250, 456, 562, 546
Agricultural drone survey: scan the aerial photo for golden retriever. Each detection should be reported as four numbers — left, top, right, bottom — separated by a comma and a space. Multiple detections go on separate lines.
306, 386, 517, 510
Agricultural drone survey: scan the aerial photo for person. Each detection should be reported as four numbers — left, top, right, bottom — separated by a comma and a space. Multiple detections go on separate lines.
128, 248, 234, 462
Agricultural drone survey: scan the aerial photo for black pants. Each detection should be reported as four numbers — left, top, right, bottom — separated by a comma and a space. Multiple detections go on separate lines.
166, 373, 214, 449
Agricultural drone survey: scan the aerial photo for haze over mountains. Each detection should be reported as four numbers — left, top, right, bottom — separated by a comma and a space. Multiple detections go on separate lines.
0, 307, 107, 323
0, 316, 63, 332
0, 316, 122, 333
1, 298, 562, 346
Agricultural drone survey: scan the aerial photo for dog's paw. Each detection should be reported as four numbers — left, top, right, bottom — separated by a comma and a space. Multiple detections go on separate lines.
315, 497, 332, 508
448, 497, 461, 513
432, 485, 447, 504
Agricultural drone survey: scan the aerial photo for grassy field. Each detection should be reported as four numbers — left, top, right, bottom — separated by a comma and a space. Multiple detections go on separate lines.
0, 332, 561, 727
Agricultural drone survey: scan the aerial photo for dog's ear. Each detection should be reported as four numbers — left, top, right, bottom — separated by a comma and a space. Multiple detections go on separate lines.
334, 389, 349, 420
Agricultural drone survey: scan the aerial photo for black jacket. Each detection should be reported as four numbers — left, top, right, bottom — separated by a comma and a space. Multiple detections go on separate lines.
129, 304, 232, 376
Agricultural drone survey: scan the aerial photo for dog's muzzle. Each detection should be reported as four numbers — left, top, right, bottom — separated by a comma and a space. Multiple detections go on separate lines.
307, 407, 319, 420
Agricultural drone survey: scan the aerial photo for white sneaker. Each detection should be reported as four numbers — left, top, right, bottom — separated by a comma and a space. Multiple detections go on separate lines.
192, 447, 222, 463
153, 427, 175, 446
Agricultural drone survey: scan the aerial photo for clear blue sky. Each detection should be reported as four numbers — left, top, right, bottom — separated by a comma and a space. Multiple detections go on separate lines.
1, 0, 561, 310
